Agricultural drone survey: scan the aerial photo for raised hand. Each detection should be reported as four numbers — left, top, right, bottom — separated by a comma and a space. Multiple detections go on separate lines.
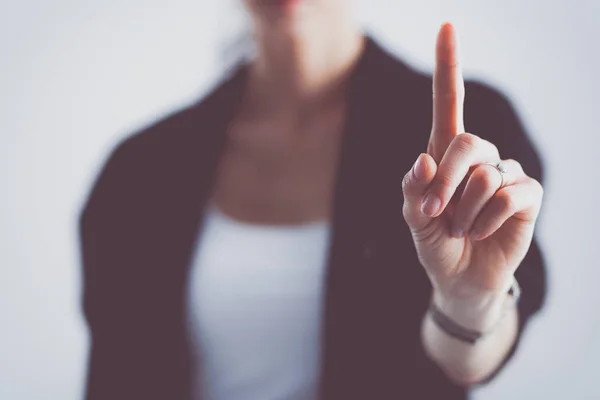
401, 23, 543, 311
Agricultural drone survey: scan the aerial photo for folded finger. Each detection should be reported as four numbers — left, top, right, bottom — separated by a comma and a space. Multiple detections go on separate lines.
422, 133, 499, 218
470, 178, 544, 241
402, 153, 438, 231
450, 160, 524, 238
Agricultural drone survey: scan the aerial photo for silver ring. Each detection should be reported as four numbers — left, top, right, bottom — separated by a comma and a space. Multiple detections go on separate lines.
487, 161, 508, 188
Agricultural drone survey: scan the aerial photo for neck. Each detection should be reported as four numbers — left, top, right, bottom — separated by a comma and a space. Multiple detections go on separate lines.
247, 19, 365, 112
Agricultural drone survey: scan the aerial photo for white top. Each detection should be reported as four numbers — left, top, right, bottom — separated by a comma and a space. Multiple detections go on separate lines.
187, 206, 332, 400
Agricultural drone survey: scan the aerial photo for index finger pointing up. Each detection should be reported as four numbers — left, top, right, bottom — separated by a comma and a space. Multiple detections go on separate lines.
429, 23, 466, 164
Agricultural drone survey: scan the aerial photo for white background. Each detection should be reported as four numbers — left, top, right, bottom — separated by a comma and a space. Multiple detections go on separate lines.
1, 1, 599, 399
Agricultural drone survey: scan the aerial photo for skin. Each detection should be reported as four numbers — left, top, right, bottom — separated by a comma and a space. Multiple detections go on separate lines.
214, 0, 544, 386
403, 24, 543, 384
213, 0, 363, 225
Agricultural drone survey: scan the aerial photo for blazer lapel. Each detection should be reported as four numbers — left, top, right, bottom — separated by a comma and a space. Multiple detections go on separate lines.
319, 36, 423, 399
140, 67, 248, 397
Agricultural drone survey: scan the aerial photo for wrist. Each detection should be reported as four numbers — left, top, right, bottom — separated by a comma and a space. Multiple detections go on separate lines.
431, 285, 512, 332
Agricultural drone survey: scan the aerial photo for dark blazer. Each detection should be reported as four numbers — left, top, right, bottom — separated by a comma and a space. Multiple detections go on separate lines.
79, 35, 546, 400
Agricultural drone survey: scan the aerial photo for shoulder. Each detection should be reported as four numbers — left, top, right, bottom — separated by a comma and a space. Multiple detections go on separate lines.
80, 67, 245, 220
111, 70, 242, 164
79, 105, 197, 220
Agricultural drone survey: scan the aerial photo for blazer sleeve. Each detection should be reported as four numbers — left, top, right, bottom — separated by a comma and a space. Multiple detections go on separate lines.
78, 136, 147, 400
470, 82, 548, 381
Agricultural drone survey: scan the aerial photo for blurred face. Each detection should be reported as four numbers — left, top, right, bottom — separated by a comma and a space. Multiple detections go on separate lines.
242, 0, 351, 33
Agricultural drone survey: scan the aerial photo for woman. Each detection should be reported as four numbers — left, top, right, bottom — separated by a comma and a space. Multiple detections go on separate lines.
79, 1, 546, 399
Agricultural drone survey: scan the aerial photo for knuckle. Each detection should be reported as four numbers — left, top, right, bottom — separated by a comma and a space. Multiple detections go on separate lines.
401, 170, 412, 192
496, 191, 516, 214
484, 139, 500, 157
472, 166, 498, 192
522, 176, 543, 197
434, 173, 454, 190
453, 133, 479, 153
506, 158, 524, 175
532, 179, 544, 199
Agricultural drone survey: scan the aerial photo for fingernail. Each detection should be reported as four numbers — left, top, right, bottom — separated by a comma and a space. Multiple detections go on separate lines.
451, 226, 464, 238
470, 231, 482, 240
421, 194, 441, 217
412, 154, 427, 180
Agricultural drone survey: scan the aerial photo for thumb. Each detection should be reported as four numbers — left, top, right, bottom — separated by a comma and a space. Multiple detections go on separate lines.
402, 153, 438, 231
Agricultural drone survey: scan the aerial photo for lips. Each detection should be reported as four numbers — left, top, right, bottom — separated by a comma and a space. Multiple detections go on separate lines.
265, 0, 300, 7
